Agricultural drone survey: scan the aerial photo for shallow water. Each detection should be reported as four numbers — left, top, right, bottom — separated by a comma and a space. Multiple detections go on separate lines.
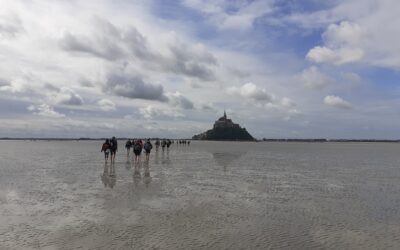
1, 140, 400, 249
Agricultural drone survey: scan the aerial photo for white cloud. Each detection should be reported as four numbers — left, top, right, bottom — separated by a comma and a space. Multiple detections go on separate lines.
301, 66, 335, 89
182, 0, 274, 31
139, 105, 184, 119
97, 98, 116, 111
324, 95, 352, 109
323, 21, 363, 47
306, 46, 364, 65
227, 82, 273, 101
304, 1, 400, 69
280, 97, 296, 108
50, 87, 83, 106
0, 76, 32, 93
306, 22, 365, 65
227, 82, 300, 117
29, 103, 66, 118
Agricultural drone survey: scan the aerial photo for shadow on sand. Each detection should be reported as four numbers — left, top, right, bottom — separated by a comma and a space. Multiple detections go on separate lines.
100, 162, 116, 188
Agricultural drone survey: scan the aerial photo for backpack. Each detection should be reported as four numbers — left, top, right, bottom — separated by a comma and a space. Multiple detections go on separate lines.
144, 142, 152, 151
110, 139, 117, 149
134, 143, 142, 151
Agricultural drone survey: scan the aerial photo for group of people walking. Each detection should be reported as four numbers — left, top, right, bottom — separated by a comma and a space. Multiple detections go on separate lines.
124, 138, 153, 162
100, 136, 118, 163
101, 137, 184, 163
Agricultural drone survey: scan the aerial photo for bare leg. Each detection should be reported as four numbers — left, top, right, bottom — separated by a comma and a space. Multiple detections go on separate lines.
146, 153, 150, 161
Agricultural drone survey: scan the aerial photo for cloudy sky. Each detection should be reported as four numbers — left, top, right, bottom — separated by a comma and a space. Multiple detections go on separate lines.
1, 0, 400, 139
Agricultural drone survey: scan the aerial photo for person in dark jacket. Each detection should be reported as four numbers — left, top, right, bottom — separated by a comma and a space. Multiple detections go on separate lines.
125, 139, 132, 159
133, 139, 143, 163
110, 136, 118, 163
143, 139, 153, 161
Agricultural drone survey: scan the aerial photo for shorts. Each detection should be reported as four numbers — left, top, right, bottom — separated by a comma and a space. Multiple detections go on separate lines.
134, 150, 142, 156
145, 149, 151, 154
110, 148, 117, 154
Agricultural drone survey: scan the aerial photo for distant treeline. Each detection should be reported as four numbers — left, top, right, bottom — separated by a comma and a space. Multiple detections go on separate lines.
261, 138, 400, 142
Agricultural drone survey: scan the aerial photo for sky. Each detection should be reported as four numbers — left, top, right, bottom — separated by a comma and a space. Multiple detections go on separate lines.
1, 0, 400, 139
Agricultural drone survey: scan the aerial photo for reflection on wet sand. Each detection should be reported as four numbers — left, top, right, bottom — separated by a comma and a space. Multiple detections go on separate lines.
161, 149, 170, 165
125, 160, 131, 170
133, 160, 141, 186
100, 163, 116, 188
2, 141, 400, 249
212, 150, 247, 169
154, 149, 160, 164
143, 160, 152, 186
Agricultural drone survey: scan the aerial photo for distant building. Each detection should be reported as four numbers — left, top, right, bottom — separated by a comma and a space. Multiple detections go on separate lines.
213, 111, 240, 129
192, 111, 255, 141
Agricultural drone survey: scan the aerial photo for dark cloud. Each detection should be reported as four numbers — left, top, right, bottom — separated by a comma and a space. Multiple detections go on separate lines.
44, 83, 60, 92
167, 92, 194, 109
201, 103, 216, 111
190, 82, 202, 88
60, 32, 124, 61
178, 96, 194, 109
0, 97, 31, 117
79, 78, 94, 87
0, 13, 24, 38
0, 78, 9, 86
165, 43, 217, 81
104, 73, 166, 101
58, 93, 83, 106
123, 27, 155, 60
59, 17, 218, 82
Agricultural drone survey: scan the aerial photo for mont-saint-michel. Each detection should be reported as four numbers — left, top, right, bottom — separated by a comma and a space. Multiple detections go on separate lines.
192, 111, 255, 141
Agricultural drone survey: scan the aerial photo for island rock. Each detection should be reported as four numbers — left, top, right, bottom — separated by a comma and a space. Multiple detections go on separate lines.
192, 111, 255, 141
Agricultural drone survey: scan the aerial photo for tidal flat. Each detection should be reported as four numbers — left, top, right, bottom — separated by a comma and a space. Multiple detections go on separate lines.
1, 140, 400, 249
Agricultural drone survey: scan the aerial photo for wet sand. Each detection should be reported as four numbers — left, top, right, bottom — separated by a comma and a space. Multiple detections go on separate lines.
1, 140, 400, 249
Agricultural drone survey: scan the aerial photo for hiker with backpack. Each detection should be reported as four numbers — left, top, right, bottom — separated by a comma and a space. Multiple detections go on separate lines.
133, 139, 143, 162
110, 136, 118, 163
125, 139, 132, 159
143, 139, 153, 161
101, 139, 111, 163
161, 139, 166, 151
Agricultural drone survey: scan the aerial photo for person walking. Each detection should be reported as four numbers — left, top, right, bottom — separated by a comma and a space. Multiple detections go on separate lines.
125, 139, 132, 159
110, 136, 118, 163
133, 139, 143, 163
143, 139, 153, 161
101, 139, 111, 163
161, 139, 166, 151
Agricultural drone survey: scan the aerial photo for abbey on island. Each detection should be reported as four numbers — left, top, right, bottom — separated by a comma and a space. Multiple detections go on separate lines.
192, 111, 255, 141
